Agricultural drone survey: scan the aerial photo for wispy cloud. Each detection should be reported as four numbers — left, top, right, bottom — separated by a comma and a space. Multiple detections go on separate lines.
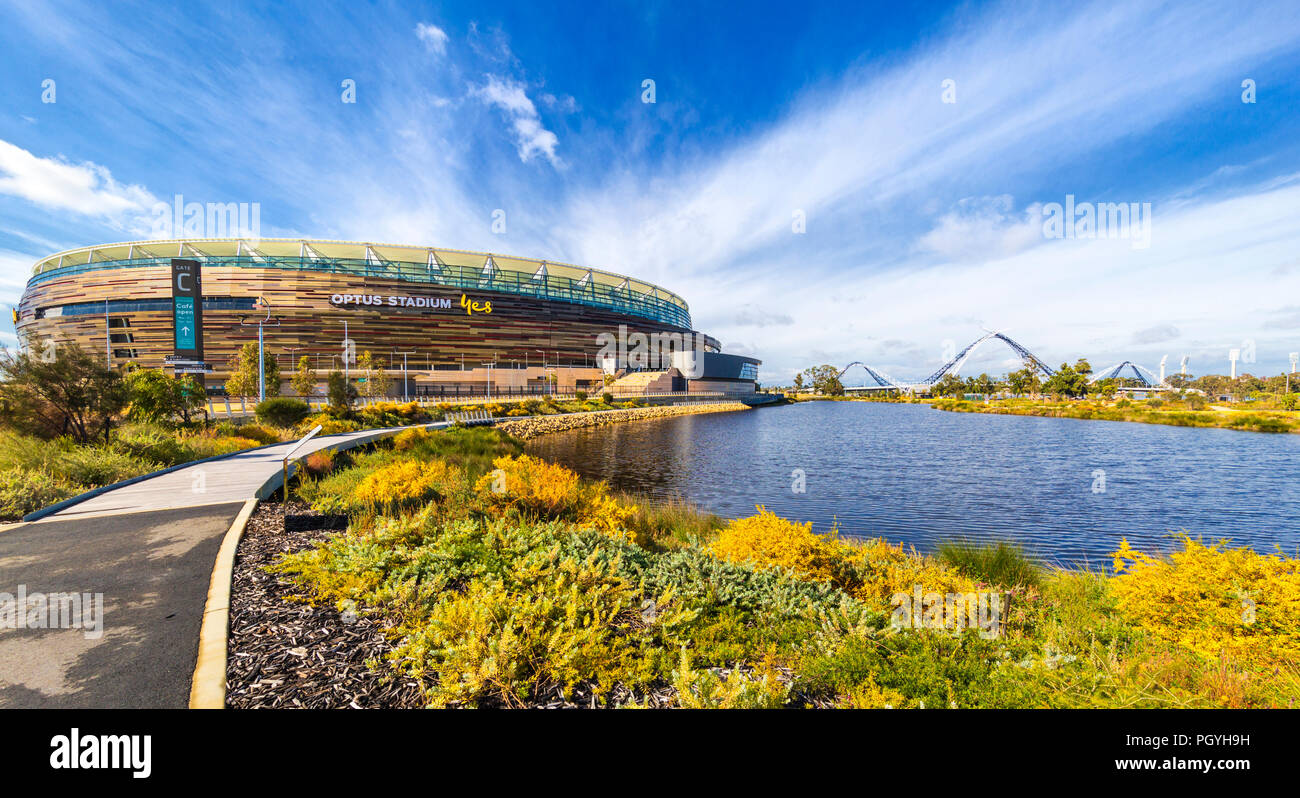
415, 22, 449, 55
471, 75, 561, 166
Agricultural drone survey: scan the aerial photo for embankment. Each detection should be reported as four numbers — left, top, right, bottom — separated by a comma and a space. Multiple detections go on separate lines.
496, 401, 750, 440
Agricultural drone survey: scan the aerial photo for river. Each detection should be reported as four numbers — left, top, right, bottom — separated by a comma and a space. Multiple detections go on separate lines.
525, 400, 1300, 567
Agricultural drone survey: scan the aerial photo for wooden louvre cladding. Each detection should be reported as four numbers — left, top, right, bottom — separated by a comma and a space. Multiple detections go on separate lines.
17, 263, 693, 384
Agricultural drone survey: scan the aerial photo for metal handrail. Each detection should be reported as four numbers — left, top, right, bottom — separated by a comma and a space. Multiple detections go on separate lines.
280, 424, 323, 504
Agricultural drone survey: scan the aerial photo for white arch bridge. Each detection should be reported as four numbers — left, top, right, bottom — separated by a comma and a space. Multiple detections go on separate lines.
835, 332, 1170, 394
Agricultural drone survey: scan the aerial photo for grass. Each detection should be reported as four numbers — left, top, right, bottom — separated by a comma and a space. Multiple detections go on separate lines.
930, 397, 1300, 434
267, 426, 1300, 709
935, 539, 1044, 589
615, 491, 725, 550
0, 423, 296, 520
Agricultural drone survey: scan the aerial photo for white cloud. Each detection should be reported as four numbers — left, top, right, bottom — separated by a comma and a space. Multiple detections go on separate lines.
0, 139, 156, 225
917, 196, 1042, 262
415, 22, 449, 55
472, 75, 560, 165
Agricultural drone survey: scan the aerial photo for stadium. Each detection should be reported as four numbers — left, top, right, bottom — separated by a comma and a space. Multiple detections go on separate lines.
15, 238, 761, 398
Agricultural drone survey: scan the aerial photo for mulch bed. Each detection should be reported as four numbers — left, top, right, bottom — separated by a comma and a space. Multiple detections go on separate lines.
224, 500, 426, 708
225, 500, 794, 709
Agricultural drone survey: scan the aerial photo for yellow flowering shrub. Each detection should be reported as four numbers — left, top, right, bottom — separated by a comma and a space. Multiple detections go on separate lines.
710, 506, 842, 582
299, 412, 361, 435
473, 454, 635, 540
352, 459, 458, 513
1110, 536, 1300, 667
845, 537, 977, 606
393, 426, 432, 451
368, 401, 425, 420
710, 507, 976, 607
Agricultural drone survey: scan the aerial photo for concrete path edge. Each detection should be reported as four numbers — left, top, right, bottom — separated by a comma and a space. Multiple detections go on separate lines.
189, 498, 257, 709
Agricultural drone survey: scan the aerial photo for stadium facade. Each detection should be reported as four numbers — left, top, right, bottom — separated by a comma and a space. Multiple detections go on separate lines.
15, 239, 760, 397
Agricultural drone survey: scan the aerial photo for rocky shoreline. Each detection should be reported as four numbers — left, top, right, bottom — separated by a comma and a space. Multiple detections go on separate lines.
495, 401, 750, 440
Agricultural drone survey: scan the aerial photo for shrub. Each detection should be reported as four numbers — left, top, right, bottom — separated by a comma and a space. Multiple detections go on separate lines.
393, 427, 433, 451
575, 390, 588, 401
672, 649, 791, 708
114, 423, 198, 465
230, 423, 281, 445
0, 467, 76, 519
473, 454, 635, 539
301, 448, 337, 479
56, 446, 156, 487
256, 397, 312, 427
299, 412, 361, 435
602, 392, 614, 404
710, 506, 843, 583
1110, 536, 1300, 667
352, 459, 458, 514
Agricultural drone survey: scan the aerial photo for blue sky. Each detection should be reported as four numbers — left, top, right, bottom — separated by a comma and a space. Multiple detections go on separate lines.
3, 0, 1300, 382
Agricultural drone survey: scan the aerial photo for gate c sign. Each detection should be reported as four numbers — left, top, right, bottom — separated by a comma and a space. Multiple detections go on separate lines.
171, 258, 203, 360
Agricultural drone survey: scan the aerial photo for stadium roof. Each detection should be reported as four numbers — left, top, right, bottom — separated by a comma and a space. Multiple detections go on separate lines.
30, 238, 688, 314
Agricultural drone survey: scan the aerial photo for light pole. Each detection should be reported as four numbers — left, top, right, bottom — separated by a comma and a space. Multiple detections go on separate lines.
342, 320, 350, 382
395, 350, 415, 402
286, 346, 301, 392
239, 297, 279, 403
536, 350, 547, 395
481, 362, 494, 399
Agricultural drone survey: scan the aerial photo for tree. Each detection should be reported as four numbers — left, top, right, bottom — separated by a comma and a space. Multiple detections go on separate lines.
124, 367, 206, 425
290, 355, 317, 397
1044, 362, 1089, 398
800, 365, 844, 396
0, 341, 128, 442
356, 351, 392, 399
326, 370, 356, 412
225, 341, 280, 402
930, 372, 964, 397
793, 372, 805, 392
1007, 361, 1043, 396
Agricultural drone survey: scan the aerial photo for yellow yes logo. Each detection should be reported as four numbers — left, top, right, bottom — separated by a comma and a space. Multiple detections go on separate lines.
460, 294, 492, 315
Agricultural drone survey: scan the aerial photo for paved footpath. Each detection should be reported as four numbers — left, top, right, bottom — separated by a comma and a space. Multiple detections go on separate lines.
0, 423, 444, 708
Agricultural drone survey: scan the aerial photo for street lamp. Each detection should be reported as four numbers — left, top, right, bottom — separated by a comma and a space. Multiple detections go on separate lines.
481, 362, 495, 399
239, 297, 279, 403
394, 350, 416, 402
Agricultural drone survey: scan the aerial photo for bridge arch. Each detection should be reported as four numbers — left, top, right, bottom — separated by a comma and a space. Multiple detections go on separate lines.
835, 331, 1055, 392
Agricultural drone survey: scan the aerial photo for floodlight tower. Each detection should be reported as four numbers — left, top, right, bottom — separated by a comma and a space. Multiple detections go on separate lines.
1229, 348, 1240, 379
1179, 355, 1189, 376
1288, 352, 1298, 393
1158, 355, 1168, 385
